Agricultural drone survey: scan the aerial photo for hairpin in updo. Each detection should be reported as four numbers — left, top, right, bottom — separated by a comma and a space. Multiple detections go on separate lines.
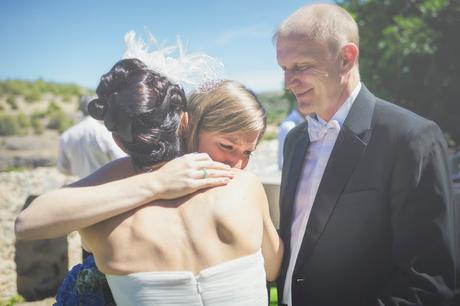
197, 79, 225, 93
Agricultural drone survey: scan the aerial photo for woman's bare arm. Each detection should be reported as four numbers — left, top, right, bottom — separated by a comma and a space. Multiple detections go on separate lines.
15, 153, 234, 240
258, 183, 284, 281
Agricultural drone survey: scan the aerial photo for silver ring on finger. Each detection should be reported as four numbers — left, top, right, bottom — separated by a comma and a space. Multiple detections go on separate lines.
202, 168, 208, 179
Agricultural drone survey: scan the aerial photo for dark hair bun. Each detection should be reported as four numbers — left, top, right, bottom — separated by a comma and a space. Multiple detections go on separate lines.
92, 58, 187, 171
165, 84, 187, 113
87, 98, 107, 120
97, 58, 147, 99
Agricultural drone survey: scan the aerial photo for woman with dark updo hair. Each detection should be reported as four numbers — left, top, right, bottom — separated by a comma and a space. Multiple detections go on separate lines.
16, 58, 282, 305
88, 58, 187, 170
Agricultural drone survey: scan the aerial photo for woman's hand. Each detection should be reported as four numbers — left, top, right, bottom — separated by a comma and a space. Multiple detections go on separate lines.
151, 153, 235, 200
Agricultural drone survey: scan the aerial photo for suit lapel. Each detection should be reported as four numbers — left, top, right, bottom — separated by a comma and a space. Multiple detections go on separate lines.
293, 85, 376, 274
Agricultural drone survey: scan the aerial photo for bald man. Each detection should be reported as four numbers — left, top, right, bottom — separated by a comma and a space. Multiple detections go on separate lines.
275, 4, 456, 305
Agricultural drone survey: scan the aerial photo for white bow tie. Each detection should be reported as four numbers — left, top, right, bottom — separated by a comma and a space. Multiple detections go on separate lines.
306, 116, 341, 142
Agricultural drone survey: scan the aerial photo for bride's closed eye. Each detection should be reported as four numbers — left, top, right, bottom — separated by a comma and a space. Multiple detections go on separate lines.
219, 143, 252, 158
219, 143, 234, 151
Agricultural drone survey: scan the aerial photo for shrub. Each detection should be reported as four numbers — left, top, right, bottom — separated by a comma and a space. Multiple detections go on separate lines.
0, 294, 25, 306
6, 96, 18, 110
47, 101, 61, 114
24, 92, 41, 103
31, 110, 46, 119
62, 94, 72, 102
262, 130, 277, 142
0, 114, 21, 136
47, 110, 73, 133
3, 166, 27, 173
31, 115, 44, 134
17, 112, 30, 129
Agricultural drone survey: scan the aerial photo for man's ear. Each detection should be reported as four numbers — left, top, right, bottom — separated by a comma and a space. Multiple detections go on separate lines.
112, 134, 128, 154
340, 43, 359, 73
178, 112, 189, 137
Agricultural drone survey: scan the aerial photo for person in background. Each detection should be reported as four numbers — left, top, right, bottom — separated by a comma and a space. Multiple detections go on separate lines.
57, 95, 126, 178
277, 107, 306, 169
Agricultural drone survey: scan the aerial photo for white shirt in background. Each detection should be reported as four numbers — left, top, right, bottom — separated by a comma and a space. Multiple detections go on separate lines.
278, 109, 306, 169
57, 116, 126, 178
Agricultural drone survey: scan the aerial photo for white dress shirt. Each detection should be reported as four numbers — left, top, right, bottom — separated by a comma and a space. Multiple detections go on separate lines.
57, 116, 126, 178
282, 83, 362, 306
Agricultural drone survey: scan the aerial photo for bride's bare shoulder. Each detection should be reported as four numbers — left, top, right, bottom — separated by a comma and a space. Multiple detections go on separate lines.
230, 169, 261, 184
210, 169, 266, 234
219, 169, 265, 199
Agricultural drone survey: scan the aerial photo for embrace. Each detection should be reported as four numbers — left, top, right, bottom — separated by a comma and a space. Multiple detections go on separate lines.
15, 3, 456, 306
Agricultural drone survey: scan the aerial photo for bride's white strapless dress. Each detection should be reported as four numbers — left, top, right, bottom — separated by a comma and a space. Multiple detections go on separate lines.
106, 249, 267, 305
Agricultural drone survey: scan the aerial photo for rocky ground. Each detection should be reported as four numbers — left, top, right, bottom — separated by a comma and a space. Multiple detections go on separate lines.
0, 167, 82, 304
0, 131, 60, 172
0, 133, 280, 304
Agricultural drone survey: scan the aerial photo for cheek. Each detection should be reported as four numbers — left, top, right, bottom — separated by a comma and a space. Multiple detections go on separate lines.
300, 67, 331, 87
196, 142, 205, 154
212, 151, 231, 164
211, 151, 241, 167
207, 151, 222, 162
198, 142, 222, 161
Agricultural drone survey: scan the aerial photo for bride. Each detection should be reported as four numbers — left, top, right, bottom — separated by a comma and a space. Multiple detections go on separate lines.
16, 57, 282, 305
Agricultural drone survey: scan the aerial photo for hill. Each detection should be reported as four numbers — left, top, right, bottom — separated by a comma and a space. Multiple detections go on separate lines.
0, 79, 290, 137
0, 80, 92, 137
0, 79, 288, 171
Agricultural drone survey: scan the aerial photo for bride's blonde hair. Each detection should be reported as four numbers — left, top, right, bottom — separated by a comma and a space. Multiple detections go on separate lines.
185, 80, 266, 153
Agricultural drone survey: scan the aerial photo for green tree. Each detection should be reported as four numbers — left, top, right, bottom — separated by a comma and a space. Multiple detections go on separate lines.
258, 91, 293, 126
337, 0, 460, 145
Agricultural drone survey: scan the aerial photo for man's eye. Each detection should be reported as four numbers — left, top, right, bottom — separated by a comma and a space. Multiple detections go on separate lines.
244, 151, 253, 157
298, 65, 312, 71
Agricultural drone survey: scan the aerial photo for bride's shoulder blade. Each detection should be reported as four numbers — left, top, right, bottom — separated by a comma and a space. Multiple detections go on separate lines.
70, 157, 135, 187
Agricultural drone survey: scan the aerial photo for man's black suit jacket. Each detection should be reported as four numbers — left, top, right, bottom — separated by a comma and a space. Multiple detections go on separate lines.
277, 85, 456, 305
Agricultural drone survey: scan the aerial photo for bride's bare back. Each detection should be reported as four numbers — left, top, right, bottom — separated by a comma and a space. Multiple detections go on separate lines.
80, 169, 266, 275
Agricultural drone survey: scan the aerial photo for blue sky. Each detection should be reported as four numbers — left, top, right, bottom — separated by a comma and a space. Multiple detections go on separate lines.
0, 0, 327, 93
